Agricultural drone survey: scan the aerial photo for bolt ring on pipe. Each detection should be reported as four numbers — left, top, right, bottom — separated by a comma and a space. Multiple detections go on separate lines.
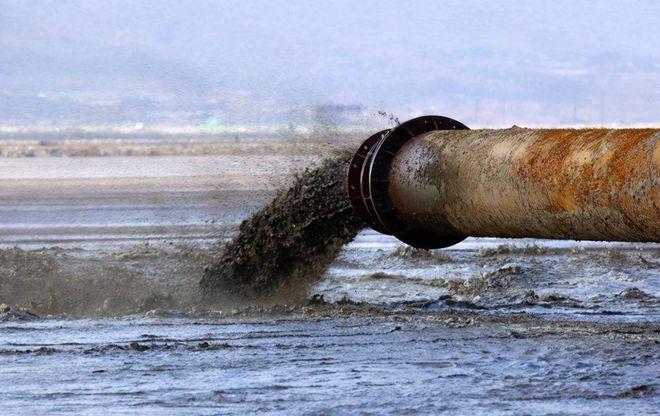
346, 129, 391, 234
347, 115, 470, 249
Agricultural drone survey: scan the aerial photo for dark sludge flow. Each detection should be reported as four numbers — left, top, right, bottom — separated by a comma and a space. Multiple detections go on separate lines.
202, 115, 659, 300
200, 152, 364, 301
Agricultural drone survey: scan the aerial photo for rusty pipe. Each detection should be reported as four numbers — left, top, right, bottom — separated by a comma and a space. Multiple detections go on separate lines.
346, 116, 660, 249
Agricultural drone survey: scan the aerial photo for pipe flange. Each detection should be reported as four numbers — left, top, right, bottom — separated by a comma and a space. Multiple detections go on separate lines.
346, 129, 391, 234
347, 115, 470, 249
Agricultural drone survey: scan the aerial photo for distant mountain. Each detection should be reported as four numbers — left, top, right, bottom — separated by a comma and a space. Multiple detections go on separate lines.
1, 0, 659, 126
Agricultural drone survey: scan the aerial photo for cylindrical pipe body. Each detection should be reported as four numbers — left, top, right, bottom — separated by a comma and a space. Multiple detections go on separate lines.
388, 128, 659, 242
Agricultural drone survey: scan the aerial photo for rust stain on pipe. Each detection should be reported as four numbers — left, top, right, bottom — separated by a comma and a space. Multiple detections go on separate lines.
347, 116, 659, 249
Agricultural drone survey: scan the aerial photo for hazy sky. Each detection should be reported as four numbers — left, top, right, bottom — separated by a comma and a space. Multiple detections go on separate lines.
1, 0, 659, 126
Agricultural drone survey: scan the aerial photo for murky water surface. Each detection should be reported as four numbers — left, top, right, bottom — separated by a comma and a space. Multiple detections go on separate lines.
2, 315, 658, 415
0, 153, 658, 415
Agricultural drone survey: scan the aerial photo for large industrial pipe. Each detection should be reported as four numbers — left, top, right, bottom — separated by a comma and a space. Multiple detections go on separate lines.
346, 116, 659, 249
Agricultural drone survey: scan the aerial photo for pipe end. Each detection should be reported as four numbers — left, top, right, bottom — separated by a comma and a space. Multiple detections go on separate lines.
346, 115, 469, 249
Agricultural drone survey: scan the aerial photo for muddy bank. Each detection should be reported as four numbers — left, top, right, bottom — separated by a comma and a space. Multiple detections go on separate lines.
200, 153, 364, 301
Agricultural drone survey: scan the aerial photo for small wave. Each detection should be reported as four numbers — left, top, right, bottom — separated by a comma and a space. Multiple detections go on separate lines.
381, 246, 453, 262
614, 287, 657, 301
0, 304, 40, 322
447, 263, 526, 299
0, 244, 211, 317
478, 244, 549, 257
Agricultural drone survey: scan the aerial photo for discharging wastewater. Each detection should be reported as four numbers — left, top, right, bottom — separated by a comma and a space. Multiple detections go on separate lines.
0, 147, 658, 415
